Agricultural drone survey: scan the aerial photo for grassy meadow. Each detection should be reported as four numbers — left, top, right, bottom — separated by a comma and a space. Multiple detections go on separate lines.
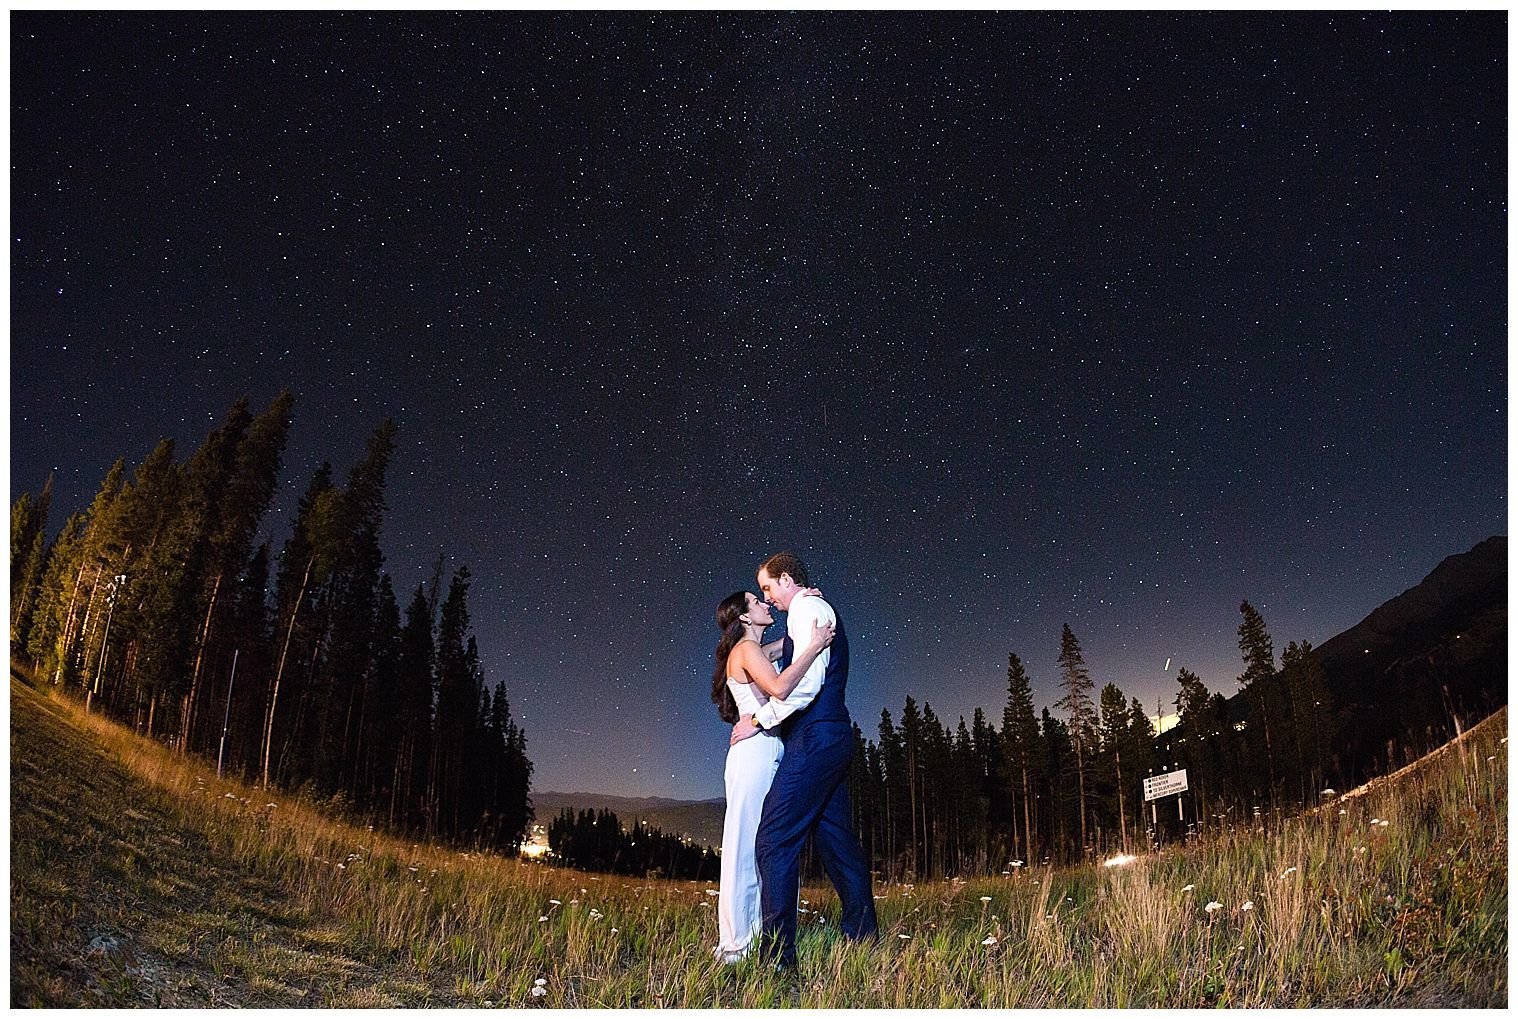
10, 670, 1507, 1007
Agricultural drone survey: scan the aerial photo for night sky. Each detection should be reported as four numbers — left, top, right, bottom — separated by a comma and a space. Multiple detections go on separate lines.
11, 13, 1506, 800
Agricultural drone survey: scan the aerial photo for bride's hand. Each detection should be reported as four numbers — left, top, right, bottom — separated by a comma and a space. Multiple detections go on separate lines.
799, 586, 824, 600
807, 619, 835, 652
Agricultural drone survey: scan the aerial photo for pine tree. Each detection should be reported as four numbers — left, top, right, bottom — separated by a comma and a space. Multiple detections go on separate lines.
1236, 600, 1282, 803
10, 473, 53, 651
181, 392, 294, 753
432, 566, 479, 837
262, 463, 335, 788
392, 584, 436, 830
1001, 651, 1040, 868
1098, 683, 1130, 853
1040, 708, 1075, 862
1281, 640, 1335, 802
1125, 696, 1156, 846
968, 707, 1000, 871
358, 574, 403, 810
898, 697, 924, 878
1055, 624, 1097, 854
877, 709, 906, 880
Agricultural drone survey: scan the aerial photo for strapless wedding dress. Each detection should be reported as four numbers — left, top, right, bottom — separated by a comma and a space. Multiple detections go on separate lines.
714, 672, 785, 960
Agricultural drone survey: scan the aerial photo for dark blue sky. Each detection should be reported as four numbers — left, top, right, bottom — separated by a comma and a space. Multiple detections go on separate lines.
11, 12, 1505, 798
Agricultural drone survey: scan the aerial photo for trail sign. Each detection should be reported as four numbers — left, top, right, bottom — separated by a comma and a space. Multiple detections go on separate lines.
1143, 769, 1189, 802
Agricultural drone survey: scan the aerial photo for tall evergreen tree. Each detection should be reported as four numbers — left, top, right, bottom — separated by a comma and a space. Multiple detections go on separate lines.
1097, 683, 1131, 852
10, 474, 53, 651
1001, 651, 1040, 867
1236, 600, 1282, 802
432, 566, 479, 837
181, 392, 294, 752
1281, 640, 1334, 802
262, 463, 335, 788
1055, 624, 1097, 853
877, 708, 906, 880
392, 584, 437, 829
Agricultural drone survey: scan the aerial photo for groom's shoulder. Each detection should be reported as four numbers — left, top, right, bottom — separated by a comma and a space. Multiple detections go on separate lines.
791, 591, 837, 623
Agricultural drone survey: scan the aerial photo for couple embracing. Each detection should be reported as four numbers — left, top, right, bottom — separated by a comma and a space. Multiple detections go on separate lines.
709, 551, 878, 970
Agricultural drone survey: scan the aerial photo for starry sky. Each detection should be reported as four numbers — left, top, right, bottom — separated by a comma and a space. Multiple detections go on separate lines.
11, 13, 1506, 800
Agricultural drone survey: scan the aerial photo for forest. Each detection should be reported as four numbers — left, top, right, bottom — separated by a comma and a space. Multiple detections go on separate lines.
12, 393, 1483, 880
841, 614, 1338, 880
547, 807, 720, 880
10, 393, 534, 852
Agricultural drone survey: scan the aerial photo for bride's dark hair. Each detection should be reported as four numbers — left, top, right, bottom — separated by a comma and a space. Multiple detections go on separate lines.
711, 590, 750, 724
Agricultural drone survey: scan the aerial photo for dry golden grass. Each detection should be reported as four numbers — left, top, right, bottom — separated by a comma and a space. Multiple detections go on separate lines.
10, 670, 1507, 1007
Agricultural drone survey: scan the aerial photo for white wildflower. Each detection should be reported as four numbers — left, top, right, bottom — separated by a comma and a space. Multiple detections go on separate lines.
981, 935, 997, 946
1241, 901, 1254, 912
530, 987, 546, 998
1280, 867, 1297, 879
1181, 884, 1195, 893
538, 916, 549, 922
980, 896, 993, 902
1204, 901, 1223, 914
548, 899, 561, 905
705, 889, 719, 897
534, 978, 547, 987
898, 933, 911, 940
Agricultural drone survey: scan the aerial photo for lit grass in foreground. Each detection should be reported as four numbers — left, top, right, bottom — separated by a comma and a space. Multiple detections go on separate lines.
10, 675, 1506, 1007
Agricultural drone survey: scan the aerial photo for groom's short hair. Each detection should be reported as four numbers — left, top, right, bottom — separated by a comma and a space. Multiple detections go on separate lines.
759, 551, 809, 587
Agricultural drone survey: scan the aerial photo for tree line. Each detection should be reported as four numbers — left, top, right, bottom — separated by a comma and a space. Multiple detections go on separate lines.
10, 393, 533, 852
547, 807, 720, 880
842, 611, 1335, 880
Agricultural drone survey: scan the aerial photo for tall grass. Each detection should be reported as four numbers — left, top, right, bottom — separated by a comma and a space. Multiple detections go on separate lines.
14, 681, 1507, 1007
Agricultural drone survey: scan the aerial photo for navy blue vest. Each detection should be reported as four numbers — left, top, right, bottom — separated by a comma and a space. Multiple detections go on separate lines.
779, 609, 851, 736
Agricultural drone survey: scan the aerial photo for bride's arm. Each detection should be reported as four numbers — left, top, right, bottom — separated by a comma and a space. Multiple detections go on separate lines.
740, 620, 834, 701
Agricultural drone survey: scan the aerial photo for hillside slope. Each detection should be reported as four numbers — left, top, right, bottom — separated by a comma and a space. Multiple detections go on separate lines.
10, 672, 1506, 1007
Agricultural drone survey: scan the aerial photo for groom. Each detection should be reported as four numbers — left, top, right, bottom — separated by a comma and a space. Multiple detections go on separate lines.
730, 551, 878, 970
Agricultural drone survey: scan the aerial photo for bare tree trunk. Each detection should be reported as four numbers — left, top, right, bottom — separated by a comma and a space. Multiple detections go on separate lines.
1075, 752, 1088, 854
1114, 746, 1128, 854
262, 557, 313, 788
181, 572, 224, 754
54, 561, 89, 684
1021, 766, 1035, 866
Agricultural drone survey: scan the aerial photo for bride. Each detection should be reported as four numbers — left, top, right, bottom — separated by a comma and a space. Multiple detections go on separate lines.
710, 589, 834, 962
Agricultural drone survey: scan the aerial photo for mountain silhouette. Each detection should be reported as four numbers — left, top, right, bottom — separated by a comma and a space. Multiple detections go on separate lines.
1309, 535, 1506, 783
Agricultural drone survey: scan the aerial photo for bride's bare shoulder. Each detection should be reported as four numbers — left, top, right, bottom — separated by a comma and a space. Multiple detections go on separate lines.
726, 638, 766, 682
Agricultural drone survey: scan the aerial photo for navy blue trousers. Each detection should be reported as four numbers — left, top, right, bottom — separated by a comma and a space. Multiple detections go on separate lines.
755, 719, 878, 966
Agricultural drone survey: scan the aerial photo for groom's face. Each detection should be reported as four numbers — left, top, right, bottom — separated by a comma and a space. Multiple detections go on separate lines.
757, 567, 797, 612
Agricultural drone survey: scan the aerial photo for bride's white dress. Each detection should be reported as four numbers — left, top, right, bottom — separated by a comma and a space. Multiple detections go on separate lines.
715, 670, 785, 959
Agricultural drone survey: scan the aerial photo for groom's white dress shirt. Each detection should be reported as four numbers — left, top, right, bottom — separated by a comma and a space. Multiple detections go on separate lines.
753, 591, 834, 731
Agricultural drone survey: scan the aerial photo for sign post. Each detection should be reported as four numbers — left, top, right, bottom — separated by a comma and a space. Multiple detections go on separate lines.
1143, 769, 1190, 841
